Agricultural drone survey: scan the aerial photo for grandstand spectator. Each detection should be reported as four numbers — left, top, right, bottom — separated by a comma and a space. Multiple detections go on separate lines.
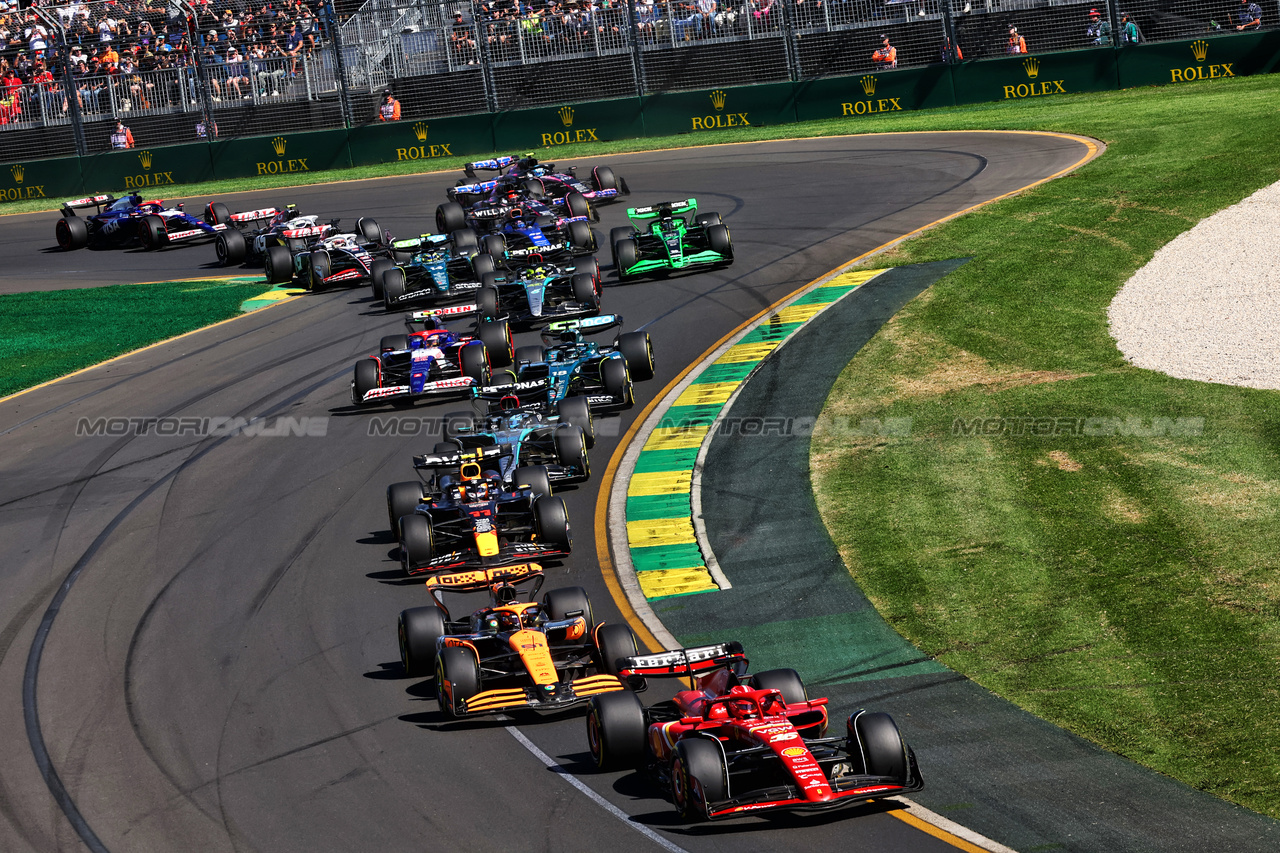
224, 45, 250, 98
99, 42, 120, 66
871, 34, 896, 68
1237, 0, 1261, 30
202, 44, 224, 99
97, 14, 117, 43
73, 58, 104, 113
451, 11, 476, 64
1087, 8, 1111, 46
1007, 25, 1027, 54
284, 21, 303, 74
672, 1, 702, 41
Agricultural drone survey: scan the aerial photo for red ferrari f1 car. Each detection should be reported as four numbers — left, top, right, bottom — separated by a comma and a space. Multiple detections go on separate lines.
586, 643, 923, 821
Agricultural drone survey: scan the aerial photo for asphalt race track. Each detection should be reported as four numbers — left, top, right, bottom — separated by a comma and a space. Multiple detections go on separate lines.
0, 133, 1091, 853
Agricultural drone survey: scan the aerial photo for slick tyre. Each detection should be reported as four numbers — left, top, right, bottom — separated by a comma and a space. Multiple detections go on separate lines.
471, 252, 497, 278
707, 223, 732, 258
352, 359, 379, 406
204, 201, 231, 226
694, 212, 722, 228
601, 357, 633, 407
436, 202, 467, 234
308, 250, 332, 290
543, 585, 592, 631
594, 623, 638, 676
556, 396, 594, 449
399, 513, 435, 576
138, 214, 166, 250
264, 245, 293, 284
451, 228, 479, 254
567, 219, 595, 251
564, 190, 592, 220
380, 334, 409, 353
513, 465, 553, 499
477, 319, 513, 367
617, 331, 654, 381
571, 273, 599, 310
481, 233, 506, 257
614, 238, 638, 279
215, 229, 247, 265
56, 216, 88, 251
592, 165, 619, 192
554, 425, 590, 480
459, 342, 490, 385
382, 267, 407, 310
387, 481, 426, 538
435, 646, 480, 718
848, 711, 908, 780
533, 497, 572, 553
357, 216, 383, 245
368, 259, 393, 299
399, 605, 446, 677
587, 690, 646, 771
514, 345, 545, 366
477, 284, 501, 320
671, 738, 727, 821
748, 668, 807, 705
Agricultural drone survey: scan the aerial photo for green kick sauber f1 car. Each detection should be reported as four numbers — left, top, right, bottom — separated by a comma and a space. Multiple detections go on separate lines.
610, 199, 734, 281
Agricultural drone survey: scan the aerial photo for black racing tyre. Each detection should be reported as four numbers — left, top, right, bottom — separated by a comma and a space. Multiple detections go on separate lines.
471, 252, 497, 278
399, 513, 435, 575
848, 711, 908, 780
614, 238, 638, 278
380, 333, 409, 352
215, 228, 247, 266
481, 233, 506, 256
391, 249, 413, 265
436, 201, 467, 234
459, 342, 490, 385
534, 496, 572, 552
138, 214, 167, 250
435, 646, 481, 718
594, 623, 638, 676
521, 178, 546, 199
601, 357, 632, 406
433, 441, 459, 456
368, 258, 393, 299
749, 668, 808, 705
285, 237, 308, 255
382, 267, 407, 310
564, 190, 591, 220
352, 358, 379, 406
543, 584, 591, 631
571, 273, 599, 310
554, 425, 590, 480
514, 344, 545, 367
357, 216, 383, 245
694, 212, 722, 228
477, 284, 501, 320
442, 412, 475, 441
567, 219, 595, 251
671, 739, 726, 821
592, 165, 619, 192
451, 228, 479, 254
513, 465, 552, 499
387, 481, 427, 537
556, 395, 594, 449
617, 331, 654, 382
56, 216, 89, 251
264, 245, 293, 284
309, 250, 332, 291
571, 256, 601, 285
477, 319, 513, 367
399, 605, 446, 677
204, 201, 231, 225
587, 690, 647, 771
608, 226, 632, 254
707, 223, 732, 257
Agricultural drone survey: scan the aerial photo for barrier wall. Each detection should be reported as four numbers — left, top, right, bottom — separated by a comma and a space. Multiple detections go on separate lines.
3, 32, 1275, 208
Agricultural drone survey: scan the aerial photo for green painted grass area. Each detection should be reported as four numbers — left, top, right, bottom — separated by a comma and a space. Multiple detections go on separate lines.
810, 74, 1280, 817
0, 278, 271, 399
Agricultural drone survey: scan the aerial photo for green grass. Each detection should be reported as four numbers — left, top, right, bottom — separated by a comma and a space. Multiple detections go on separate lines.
809, 74, 1280, 817
0, 279, 272, 399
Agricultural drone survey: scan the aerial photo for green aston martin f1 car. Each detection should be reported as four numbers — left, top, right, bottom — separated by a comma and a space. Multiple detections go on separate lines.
610, 199, 733, 281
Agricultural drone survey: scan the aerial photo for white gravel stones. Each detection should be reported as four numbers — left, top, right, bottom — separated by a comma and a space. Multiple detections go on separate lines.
1108, 181, 1280, 390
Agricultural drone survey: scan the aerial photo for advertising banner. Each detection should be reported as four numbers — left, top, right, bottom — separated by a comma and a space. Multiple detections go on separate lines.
348, 113, 497, 167
209, 128, 351, 181
793, 65, 956, 122
0, 156, 83, 204
640, 82, 797, 139
492, 97, 645, 151
951, 48, 1118, 106
81, 142, 215, 196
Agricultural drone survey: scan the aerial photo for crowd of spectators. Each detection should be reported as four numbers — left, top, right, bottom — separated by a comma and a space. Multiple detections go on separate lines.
0, 0, 332, 126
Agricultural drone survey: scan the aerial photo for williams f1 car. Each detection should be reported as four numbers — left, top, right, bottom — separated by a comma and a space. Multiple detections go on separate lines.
436, 192, 598, 267
55, 193, 231, 251
611, 199, 733, 280
586, 643, 924, 821
396, 563, 639, 718
350, 305, 511, 407
395, 456, 572, 575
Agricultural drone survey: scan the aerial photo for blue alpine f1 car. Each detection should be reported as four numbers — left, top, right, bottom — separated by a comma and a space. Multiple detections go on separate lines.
55, 192, 232, 251
458, 154, 629, 206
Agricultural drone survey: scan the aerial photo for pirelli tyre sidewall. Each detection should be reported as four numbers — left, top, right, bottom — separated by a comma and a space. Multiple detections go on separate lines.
435, 646, 481, 718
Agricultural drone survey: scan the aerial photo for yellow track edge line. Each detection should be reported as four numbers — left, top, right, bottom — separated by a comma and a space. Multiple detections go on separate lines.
889, 798, 1019, 853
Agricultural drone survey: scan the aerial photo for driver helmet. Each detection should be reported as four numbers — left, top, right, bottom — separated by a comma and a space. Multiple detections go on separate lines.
520, 604, 542, 626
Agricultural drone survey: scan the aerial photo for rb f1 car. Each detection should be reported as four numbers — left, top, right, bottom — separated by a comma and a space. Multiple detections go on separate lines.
586, 643, 924, 821
55, 193, 231, 251
396, 456, 572, 575
350, 305, 512, 407
611, 199, 733, 281
397, 563, 640, 718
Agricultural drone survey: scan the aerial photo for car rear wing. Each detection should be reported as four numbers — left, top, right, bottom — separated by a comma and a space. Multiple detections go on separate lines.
60, 194, 115, 217
627, 199, 698, 221
617, 642, 748, 679
391, 233, 449, 252
280, 224, 335, 240
450, 179, 501, 198
541, 314, 624, 338
405, 304, 478, 329
227, 206, 282, 224
412, 444, 502, 470
424, 562, 545, 615
463, 155, 519, 177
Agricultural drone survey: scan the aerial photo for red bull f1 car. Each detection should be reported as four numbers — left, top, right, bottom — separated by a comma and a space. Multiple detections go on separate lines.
55, 193, 231, 251
586, 643, 924, 821
397, 563, 640, 718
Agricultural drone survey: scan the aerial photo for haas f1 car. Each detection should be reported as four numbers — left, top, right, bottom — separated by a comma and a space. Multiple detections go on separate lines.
351, 306, 512, 407
397, 563, 640, 718
55, 193, 231, 251
586, 643, 924, 821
